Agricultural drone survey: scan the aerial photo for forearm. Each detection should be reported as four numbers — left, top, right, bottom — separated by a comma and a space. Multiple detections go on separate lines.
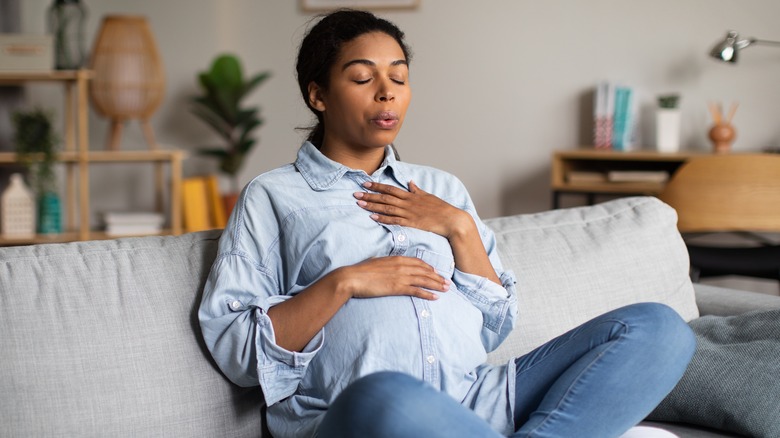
448, 211, 501, 286
267, 269, 352, 352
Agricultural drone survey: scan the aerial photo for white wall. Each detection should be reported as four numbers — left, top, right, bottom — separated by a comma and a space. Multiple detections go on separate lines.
18, 0, 780, 219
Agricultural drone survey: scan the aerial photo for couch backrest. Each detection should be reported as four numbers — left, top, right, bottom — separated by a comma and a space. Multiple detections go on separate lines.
0, 230, 265, 437
485, 196, 699, 365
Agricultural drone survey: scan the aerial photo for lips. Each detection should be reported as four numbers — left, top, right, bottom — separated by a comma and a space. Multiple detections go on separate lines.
371, 111, 400, 129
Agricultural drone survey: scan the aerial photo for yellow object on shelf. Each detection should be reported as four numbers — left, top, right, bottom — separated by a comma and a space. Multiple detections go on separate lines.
182, 175, 225, 233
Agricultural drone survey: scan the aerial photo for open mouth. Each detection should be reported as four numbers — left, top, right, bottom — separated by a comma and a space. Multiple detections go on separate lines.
371, 111, 399, 129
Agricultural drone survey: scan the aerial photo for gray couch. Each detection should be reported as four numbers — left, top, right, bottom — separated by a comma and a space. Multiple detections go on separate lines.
1, 196, 777, 437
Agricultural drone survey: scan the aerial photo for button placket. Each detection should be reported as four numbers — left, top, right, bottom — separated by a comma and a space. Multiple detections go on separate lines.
411, 298, 440, 386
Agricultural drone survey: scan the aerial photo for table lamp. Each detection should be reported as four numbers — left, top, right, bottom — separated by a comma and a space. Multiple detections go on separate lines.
89, 15, 165, 150
709, 30, 780, 63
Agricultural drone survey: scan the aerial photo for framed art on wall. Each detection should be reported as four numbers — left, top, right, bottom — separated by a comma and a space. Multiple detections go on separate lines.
301, 0, 419, 11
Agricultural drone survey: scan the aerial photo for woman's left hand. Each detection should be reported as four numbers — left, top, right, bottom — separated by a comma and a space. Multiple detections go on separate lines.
354, 181, 472, 240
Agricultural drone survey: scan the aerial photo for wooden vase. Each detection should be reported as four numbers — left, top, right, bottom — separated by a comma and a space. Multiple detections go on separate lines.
708, 123, 735, 154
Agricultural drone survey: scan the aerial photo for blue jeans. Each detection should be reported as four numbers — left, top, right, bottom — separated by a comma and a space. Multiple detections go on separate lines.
317, 303, 696, 438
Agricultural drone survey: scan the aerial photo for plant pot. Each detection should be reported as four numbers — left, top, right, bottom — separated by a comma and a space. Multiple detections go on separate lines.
656, 109, 681, 153
37, 191, 62, 234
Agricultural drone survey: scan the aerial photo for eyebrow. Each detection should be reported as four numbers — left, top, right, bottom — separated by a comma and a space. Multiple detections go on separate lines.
341, 59, 408, 71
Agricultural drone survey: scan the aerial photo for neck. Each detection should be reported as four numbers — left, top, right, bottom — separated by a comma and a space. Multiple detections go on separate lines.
319, 142, 387, 175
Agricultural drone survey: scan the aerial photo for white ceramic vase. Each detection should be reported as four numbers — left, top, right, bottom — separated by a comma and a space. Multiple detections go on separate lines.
1, 173, 36, 238
656, 109, 681, 153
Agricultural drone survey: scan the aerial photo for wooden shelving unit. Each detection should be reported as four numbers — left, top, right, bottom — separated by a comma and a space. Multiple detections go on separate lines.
551, 149, 707, 208
0, 70, 184, 245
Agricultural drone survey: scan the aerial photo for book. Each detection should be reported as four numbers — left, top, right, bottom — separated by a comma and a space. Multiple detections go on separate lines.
607, 170, 669, 183
103, 211, 164, 236
612, 85, 639, 151
593, 81, 614, 149
567, 171, 607, 184
182, 175, 227, 232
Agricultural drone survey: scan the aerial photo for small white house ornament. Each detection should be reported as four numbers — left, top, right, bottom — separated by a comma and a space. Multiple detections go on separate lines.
1, 173, 36, 238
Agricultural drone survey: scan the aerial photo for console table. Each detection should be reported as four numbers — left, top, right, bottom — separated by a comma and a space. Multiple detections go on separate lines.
551, 149, 706, 208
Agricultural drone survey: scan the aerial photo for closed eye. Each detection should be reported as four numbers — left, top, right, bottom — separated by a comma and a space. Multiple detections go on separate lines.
354, 78, 371, 85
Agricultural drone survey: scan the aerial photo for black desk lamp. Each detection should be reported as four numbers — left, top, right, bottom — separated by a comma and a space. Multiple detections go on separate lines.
710, 30, 780, 63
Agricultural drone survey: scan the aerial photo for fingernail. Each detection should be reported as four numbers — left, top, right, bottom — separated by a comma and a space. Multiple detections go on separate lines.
430, 294, 439, 300
370, 214, 379, 220
363, 182, 372, 188
357, 200, 367, 207
353, 192, 364, 199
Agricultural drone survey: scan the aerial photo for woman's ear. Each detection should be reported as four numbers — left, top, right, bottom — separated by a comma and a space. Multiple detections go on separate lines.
308, 81, 326, 112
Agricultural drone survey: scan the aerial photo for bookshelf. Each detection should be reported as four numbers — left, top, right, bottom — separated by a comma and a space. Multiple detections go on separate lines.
551, 149, 706, 208
0, 70, 184, 245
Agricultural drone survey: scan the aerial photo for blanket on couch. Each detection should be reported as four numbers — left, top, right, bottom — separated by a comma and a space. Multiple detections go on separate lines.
648, 308, 780, 437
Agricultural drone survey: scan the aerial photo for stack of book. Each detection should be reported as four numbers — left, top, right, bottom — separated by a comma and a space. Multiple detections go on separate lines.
593, 81, 639, 151
103, 212, 165, 236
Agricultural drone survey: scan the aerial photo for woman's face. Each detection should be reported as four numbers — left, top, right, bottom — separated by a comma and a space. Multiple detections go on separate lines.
310, 31, 411, 156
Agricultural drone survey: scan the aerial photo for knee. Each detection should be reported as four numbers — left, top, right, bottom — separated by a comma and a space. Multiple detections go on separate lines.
627, 302, 697, 361
332, 371, 421, 411
321, 372, 429, 437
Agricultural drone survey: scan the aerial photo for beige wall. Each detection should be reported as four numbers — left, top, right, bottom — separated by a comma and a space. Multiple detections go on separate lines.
19, 0, 780, 219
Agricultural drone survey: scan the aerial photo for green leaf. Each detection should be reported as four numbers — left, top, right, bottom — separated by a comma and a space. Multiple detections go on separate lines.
240, 71, 271, 99
198, 148, 230, 158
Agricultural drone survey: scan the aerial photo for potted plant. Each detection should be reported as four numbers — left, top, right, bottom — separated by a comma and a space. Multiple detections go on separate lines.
656, 94, 681, 153
191, 54, 270, 213
12, 108, 62, 234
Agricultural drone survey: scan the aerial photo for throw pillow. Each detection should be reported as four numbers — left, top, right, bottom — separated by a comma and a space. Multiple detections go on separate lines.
647, 307, 780, 437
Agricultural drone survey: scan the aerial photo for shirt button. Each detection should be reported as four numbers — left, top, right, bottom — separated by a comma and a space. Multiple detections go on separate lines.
420, 309, 430, 318
397, 234, 406, 242
426, 355, 436, 364
230, 300, 241, 310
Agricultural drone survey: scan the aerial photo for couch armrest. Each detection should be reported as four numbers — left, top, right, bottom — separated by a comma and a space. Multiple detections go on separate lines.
694, 283, 780, 317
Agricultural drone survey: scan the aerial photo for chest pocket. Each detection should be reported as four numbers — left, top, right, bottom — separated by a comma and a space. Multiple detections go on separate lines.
415, 248, 455, 279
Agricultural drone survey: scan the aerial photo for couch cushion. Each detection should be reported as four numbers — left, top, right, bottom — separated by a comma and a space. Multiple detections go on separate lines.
485, 196, 699, 364
0, 230, 265, 437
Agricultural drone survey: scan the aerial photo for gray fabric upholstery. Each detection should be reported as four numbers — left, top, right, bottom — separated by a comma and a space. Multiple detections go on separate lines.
0, 230, 265, 437
694, 283, 780, 317
1, 196, 774, 437
648, 308, 780, 437
485, 196, 699, 364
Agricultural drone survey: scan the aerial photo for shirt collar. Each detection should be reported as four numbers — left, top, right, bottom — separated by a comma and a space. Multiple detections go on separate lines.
295, 142, 410, 191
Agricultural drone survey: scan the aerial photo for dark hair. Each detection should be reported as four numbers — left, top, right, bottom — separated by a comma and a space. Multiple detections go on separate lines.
296, 9, 412, 148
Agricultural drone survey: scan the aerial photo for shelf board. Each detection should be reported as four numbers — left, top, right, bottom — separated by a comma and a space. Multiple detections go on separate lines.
0, 69, 93, 83
0, 150, 187, 164
555, 149, 705, 162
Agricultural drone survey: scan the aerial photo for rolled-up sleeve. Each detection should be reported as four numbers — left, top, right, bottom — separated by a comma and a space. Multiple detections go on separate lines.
449, 179, 518, 352
199, 253, 324, 405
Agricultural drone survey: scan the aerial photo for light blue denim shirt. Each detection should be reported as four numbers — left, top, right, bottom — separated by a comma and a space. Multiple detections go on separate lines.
199, 142, 518, 437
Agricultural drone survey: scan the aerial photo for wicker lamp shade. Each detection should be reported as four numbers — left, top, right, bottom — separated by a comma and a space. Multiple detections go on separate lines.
89, 15, 165, 150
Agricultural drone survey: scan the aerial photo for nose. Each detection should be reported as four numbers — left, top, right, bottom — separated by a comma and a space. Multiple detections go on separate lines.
376, 81, 394, 102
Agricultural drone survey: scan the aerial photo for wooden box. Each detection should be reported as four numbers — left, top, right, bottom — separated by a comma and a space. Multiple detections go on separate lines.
0, 34, 53, 72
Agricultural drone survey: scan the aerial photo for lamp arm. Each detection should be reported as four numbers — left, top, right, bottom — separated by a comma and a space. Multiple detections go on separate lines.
752, 38, 780, 47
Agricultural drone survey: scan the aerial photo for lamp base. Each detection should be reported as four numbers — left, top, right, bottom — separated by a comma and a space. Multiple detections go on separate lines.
106, 119, 159, 150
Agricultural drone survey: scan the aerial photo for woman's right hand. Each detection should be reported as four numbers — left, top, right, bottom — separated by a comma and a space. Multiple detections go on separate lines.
337, 256, 450, 301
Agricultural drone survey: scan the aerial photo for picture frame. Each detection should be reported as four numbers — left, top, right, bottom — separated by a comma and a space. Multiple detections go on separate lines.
300, 0, 419, 12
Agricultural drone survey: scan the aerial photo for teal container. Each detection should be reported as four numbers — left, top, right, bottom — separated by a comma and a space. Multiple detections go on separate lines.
38, 192, 62, 234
